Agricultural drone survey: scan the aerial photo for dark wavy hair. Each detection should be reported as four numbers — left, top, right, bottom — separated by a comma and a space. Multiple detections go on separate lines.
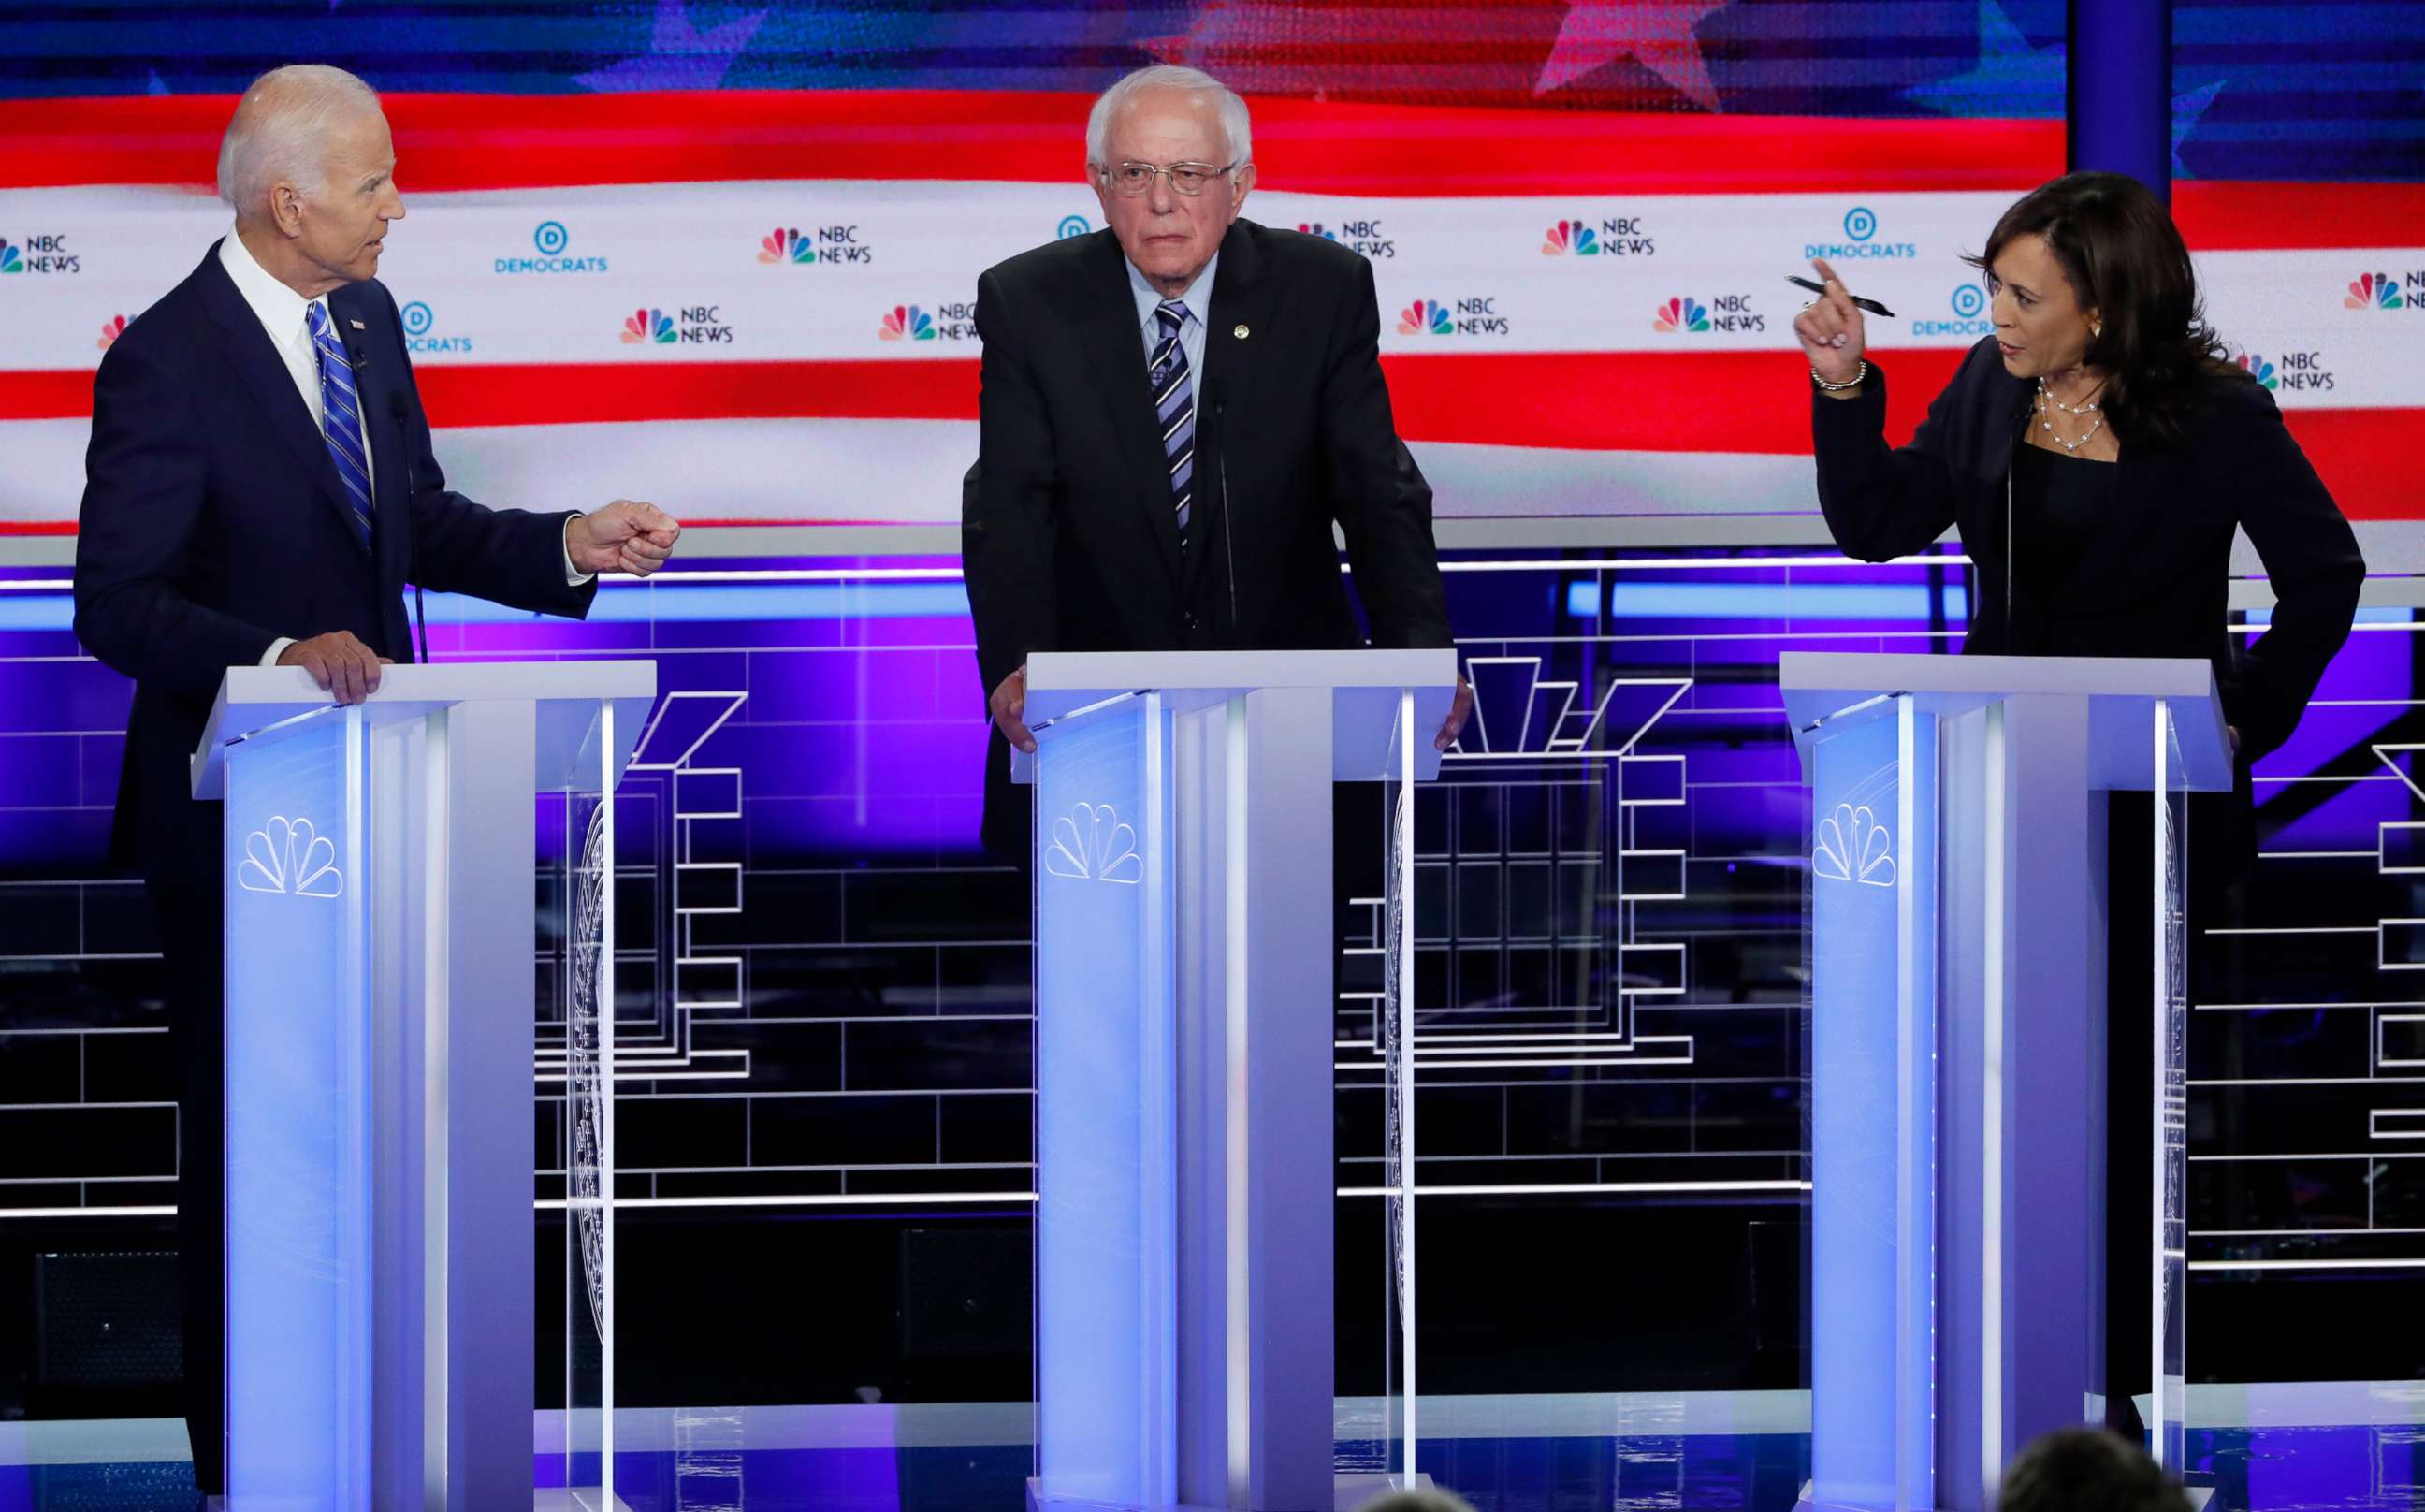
2000, 1428, 2190, 1512
1965, 171, 2247, 446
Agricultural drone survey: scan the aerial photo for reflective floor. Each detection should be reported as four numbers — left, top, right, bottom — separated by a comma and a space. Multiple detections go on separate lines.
3, 1386, 2419, 1511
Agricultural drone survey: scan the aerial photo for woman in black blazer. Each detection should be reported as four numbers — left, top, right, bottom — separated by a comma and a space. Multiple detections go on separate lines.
1797, 170, 2362, 757
1795, 171, 2364, 1432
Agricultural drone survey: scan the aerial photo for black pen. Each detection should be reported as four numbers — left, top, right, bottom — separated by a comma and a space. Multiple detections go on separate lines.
1786, 275, 1895, 319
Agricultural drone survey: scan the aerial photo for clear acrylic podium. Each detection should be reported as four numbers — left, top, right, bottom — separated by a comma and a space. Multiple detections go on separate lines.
1014, 648, 1459, 1512
193, 660, 657, 1512
1779, 653, 2233, 1512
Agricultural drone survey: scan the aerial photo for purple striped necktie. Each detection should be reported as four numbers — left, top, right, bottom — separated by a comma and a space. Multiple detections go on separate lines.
1150, 299, 1194, 549
305, 302, 374, 551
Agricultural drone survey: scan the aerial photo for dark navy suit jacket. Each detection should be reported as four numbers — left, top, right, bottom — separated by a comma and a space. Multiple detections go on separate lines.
74, 240, 598, 861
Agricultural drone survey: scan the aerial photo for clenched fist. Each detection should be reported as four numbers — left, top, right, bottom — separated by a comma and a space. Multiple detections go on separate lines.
567, 501, 682, 577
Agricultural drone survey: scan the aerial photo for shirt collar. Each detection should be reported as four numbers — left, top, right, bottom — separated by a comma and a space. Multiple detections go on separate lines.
218, 227, 328, 345
1127, 251, 1220, 334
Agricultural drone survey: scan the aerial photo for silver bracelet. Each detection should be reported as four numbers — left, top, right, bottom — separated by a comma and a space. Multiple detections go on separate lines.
1811, 360, 1868, 392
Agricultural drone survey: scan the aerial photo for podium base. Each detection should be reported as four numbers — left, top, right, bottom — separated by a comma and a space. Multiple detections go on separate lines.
1025, 1471, 1438, 1512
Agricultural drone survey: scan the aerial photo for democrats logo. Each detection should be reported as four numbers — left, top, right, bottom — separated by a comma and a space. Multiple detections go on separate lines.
1911, 282, 1995, 338
1057, 214, 1092, 240
621, 307, 676, 344
96, 314, 126, 352
0, 234, 79, 275
496, 220, 608, 276
879, 301, 975, 342
1297, 219, 1395, 258
401, 300, 473, 355
1541, 214, 1655, 257
1396, 297, 1507, 337
760, 224, 874, 267
2346, 271, 2410, 310
1805, 205, 1917, 262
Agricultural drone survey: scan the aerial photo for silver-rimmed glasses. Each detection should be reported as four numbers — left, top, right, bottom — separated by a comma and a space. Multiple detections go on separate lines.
1097, 159, 1239, 196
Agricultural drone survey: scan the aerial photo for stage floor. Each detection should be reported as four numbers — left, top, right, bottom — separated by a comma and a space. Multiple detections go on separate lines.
1, 1384, 2418, 1510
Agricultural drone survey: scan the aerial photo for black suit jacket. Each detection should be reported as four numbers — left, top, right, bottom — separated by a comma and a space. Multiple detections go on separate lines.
963, 218, 1454, 853
1813, 336, 2363, 763
75, 240, 598, 866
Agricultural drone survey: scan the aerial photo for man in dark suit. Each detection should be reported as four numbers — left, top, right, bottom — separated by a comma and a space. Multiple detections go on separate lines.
964, 65, 1470, 856
71, 65, 680, 1494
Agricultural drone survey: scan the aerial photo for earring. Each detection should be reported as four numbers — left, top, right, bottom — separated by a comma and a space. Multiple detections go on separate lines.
2091, 324, 2102, 339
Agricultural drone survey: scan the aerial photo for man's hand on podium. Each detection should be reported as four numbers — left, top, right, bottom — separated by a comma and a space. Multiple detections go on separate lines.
1435, 671, 1474, 752
992, 665, 1037, 754
279, 630, 392, 705
567, 501, 683, 577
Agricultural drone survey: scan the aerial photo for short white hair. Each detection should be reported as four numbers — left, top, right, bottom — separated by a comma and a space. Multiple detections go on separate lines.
216, 64, 383, 215
1085, 65, 1252, 170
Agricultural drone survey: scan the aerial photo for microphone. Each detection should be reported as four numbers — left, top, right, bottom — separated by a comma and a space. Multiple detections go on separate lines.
1203, 381, 1238, 637
386, 385, 433, 665
2004, 383, 2033, 649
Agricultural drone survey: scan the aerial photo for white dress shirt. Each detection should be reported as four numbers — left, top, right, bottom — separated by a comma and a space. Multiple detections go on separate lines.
216, 231, 590, 669
1126, 251, 1217, 434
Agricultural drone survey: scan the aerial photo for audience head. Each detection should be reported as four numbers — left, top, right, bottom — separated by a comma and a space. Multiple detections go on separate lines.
1999, 1427, 2192, 1512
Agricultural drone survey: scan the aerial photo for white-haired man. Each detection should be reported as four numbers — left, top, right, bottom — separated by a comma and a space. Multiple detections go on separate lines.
963, 65, 1470, 858
71, 64, 680, 1492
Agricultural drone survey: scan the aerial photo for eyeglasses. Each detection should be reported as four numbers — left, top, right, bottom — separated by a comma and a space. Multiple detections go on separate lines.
1098, 160, 1238, 197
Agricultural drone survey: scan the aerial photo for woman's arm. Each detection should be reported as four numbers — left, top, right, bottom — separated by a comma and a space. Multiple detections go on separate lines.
2223, 384, 2365, 760
1810, 359, 1967, 563
1795, 258, 1964, 563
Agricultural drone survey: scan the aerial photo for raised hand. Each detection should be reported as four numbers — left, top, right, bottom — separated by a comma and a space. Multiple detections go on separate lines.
1792, 257, 1867, 388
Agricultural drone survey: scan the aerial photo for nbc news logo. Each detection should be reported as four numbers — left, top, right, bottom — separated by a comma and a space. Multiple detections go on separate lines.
1540, 216, 1655, 258
0, 234, 80, 275
760, 225, 875, 267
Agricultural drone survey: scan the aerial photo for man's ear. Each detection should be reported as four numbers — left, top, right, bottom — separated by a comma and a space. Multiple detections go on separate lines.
270, 182, 305, 239
1231, 162, 1256, 211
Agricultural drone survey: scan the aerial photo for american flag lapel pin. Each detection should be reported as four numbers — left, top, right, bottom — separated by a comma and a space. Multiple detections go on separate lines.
348, 318, 366, 330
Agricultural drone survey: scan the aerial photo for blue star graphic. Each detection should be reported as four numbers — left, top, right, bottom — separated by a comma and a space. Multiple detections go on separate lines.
2171, 79, 2225, 178
1904, 0, 2063, 119
575, 0, 766, 94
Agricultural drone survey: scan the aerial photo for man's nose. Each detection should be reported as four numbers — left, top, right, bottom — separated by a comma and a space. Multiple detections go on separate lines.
1146, 176, 1178, 213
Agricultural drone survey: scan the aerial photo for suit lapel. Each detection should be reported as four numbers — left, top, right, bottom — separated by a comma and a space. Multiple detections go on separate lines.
1191, 222, 1277, 599
196, 240, 371, 561
1076, 232, 1186, 590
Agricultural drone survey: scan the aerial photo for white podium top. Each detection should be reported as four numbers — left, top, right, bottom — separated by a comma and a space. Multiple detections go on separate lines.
1780, 651, 2234, 791
1020, 648, 1460, 783
192, 659, 658, 798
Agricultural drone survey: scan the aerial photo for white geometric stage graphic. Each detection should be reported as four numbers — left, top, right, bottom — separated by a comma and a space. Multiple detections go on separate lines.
1339, 650, 1699, 1078
235, 815, 344, 898
1043, 803, 1143, 885
1812, 802, 1896, 888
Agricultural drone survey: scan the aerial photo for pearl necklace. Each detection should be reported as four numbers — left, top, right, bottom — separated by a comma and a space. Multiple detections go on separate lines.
2036, 375, 2107, 453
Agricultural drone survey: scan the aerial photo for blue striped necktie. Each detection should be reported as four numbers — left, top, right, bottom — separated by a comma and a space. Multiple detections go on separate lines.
1150, 299, 1194, 549
305, 302, 375, 552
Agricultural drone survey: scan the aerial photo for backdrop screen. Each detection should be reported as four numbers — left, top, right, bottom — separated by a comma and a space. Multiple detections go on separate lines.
0, 0, 2088, 537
